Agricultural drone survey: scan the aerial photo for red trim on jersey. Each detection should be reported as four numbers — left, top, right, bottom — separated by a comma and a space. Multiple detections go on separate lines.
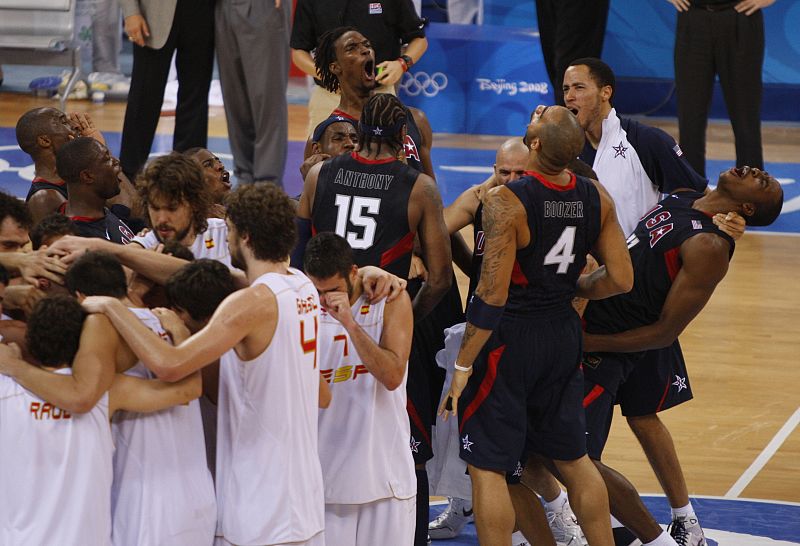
69, 215, 104, 223
32, 177, 65, 187
350, 151, 396, 165
655, 376, 672, 412
406, 398, 431, 446
57, 201, 67, 214
511, 260, 529, 287
311, 224, 318, 236
332, 109, 358, 121
380, 231, 415, 268
664, 246, 682, 282
582, 384, 605, 408
460, 344, 506, 434
524, 170, 577, 192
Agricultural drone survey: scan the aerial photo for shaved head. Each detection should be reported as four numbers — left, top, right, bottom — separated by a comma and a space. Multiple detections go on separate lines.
15, 107, 72, 155
525, 106, 585, 171
496, 138, 529, 165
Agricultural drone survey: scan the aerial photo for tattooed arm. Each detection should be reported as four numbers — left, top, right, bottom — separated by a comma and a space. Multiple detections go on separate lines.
440, 185, 527, 420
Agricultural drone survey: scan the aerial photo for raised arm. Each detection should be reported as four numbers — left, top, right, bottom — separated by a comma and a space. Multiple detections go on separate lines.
0, 314, 118, 413
83, 285, 276, 382
410, 174, 453, 320
584, 233, 730, 353
440, 186, 525, 420
576, 181, 634, 299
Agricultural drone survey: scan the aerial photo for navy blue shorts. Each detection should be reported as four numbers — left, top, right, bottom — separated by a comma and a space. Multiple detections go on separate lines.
407, 279, 464, 464
617, 340, 693, 417
457, 311, 587, 476
582, 380, 615, 461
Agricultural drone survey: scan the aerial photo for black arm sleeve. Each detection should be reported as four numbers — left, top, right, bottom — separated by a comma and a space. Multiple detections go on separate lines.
395, 0, 426, 44
290, 0, 318, 51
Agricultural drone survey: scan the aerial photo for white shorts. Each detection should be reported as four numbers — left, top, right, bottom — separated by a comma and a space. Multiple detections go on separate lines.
214, 530, 324, 546
324, 497, 415, 546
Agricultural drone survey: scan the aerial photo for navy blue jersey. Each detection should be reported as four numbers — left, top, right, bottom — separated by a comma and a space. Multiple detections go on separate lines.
312, 151, 420, 278
584, 191, 735, 335
69, 208, 135, 244
502, 172, 602, 317
26, 177, 68, 202
330, 105, 426, 174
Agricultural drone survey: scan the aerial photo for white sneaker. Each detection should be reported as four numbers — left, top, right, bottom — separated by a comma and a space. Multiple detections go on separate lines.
512, 530, 530, 545
547, 499, 587, 546
428, 497, 473, 539
668, 514, 706, 546
87, 72, 130, 94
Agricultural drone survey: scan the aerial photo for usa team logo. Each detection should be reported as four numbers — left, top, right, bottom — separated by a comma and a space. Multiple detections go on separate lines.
404, 135, 420, 163
474, 230, 485, 256
368, 2, 382, 14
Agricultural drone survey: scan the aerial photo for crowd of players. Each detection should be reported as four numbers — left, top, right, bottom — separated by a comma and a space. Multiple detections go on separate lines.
0, 25, 786, 546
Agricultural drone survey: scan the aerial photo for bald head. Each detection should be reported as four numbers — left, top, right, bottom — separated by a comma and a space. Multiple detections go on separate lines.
15, 107, 74, 156
494, 138, 529, 185
525, 105, 585, 171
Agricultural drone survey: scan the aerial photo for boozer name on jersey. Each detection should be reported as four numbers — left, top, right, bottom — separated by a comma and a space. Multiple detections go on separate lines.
312, 152, 420, 278
111, 308, 216, 546
317, 294, 416, 504
583, 191, 735, 393
133, 217, 235, 269
216, 270, 324, 545
504, 171, 602, 316
0, 370, 113, 546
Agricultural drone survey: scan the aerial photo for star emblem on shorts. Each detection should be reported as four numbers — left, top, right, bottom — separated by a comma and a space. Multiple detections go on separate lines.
461, 434, 474, 452
612, 141, 628, 158
672, 375, 688, 392
513, 461, 523, 477
410, 436, 421, 453
373, 127, 383, 135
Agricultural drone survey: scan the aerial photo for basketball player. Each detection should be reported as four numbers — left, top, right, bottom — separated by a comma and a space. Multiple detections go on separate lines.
311, 27, 434, 178
431, 138, 585, 546
581, 166, 784, 546
305, 232, 416, 545
441, 105, 634, 546
300, 115, 359, 180
184, 147, 232, 205
563, 57, 745, 543
0, 293, 210, 546
131, 153, 234, 267
55, 137, 136, 244
80, 184, 326, 546
63, 250, 216, 546
297, 93, 454, 545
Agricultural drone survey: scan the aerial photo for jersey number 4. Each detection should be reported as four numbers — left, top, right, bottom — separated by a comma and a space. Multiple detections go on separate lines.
334, 194, 381, 250
544, 226, 576, 274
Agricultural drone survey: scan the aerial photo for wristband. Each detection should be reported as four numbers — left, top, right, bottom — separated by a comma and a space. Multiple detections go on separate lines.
454, 362, 472, 372
400, 54, 414, 70
466, 294, 505, 331
397, 57, 409, 73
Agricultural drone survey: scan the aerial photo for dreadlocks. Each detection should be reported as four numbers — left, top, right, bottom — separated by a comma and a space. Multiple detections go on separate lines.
357, 94, 407, 158
314, 26, 358, 94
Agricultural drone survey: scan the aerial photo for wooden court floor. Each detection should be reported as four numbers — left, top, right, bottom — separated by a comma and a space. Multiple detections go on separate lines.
2, 93, 798, 505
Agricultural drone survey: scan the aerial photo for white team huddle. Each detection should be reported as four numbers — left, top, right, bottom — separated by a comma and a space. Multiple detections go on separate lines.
0, 184, 416, 546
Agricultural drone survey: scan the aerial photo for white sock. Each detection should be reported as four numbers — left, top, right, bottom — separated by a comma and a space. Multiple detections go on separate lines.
543, 489, 568, 513
670, 501, 695, 520
610, 514, 625, 528
644, 530, 679, 546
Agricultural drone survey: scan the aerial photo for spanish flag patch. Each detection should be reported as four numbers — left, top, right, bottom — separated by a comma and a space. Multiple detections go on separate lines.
359, 304, 370, 315
205, 237, 215, 249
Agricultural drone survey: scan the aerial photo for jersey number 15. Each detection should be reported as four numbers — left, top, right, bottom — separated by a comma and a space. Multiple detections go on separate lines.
334, 194, 381, 250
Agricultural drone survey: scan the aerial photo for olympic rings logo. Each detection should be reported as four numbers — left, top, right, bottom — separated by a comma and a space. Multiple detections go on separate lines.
399, 71, 449, 98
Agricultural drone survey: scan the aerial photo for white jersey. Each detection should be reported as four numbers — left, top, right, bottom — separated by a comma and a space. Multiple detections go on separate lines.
317, 294, 415, 504
591, 108, 662, 236
216, 269, 324, 545
111, 308, 216, 546
133, 218, 235, 269
0, 370, 113, 546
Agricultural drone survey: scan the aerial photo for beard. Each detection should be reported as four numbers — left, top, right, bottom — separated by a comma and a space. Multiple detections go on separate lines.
229, 239, 246, 272
154, 224, 193, 245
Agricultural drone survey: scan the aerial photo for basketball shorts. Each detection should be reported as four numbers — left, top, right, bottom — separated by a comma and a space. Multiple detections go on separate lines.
582, 379, 616, 461
407, 280, 464, 464
457, 310, 587, 475
616, 340, 693, 417
325, 497, 415, 546
214, 530, 324, 546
